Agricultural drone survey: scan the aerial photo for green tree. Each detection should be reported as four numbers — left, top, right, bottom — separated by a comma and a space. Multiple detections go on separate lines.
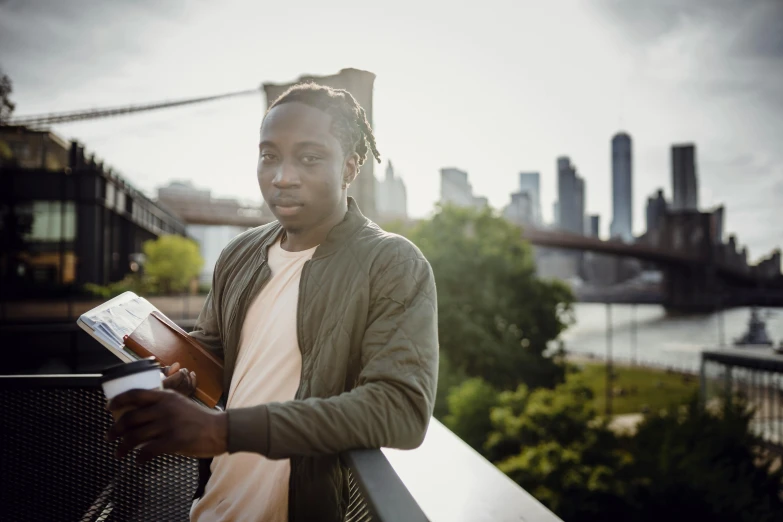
0, 67, 15, 124
432, 353, 468, 420
142, 235, 203, 294
483, 383, 783, 522
485, 379, 633, 521
621, 396, 783, 522
402, 204, 573, 391
443, 377, 499, 455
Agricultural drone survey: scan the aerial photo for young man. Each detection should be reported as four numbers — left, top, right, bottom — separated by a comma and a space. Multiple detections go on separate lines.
105, 83, 439, 522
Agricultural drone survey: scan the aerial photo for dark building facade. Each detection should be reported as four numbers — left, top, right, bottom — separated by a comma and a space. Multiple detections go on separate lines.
556, 156, 586, 236
588, 214, 600, 237
1, 126, 187, 299
645, 189, 668, 233
671, 144, 699, 211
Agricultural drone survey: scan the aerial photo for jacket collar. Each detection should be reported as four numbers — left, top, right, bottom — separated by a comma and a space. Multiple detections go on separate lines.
258, 197, 369, 261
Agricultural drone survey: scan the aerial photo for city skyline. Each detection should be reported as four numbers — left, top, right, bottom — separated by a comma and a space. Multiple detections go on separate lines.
1, 0, 781, 260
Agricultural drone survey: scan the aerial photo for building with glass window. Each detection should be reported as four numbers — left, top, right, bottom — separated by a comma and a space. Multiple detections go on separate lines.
610, 132, 633, 242
0, 126, 187, 299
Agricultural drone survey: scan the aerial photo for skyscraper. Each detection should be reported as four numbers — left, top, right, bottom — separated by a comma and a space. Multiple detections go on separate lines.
645, 189, 668, 233
711, 205, 725, 244
376, 160, 408, 221
671, 144, 699, 211
556, 156, 586, 235
440, 168, 487, 209
518, 172, 541, 224
575, 176, 585, 235
504, 191, 533, 225
440, 167, 473, 207
588, 214, 600, 237
610, 132, 633, 242
263, 68, 378, 218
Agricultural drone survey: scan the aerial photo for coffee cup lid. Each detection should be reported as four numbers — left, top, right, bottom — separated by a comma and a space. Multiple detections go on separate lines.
100, 358, 161, 384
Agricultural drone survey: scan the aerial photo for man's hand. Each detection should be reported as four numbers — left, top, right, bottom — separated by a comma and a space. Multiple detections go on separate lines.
106, 389, 228, 464
161, 362, 198, 397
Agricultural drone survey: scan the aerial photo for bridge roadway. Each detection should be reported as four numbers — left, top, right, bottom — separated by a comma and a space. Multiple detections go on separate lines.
520, 227, 756, 281
181, 212, 774, 286
184, 213, 691, 265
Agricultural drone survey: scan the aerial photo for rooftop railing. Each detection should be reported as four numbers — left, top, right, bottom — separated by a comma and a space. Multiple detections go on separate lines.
0, 375, 562, 522
700, 347, 783, 453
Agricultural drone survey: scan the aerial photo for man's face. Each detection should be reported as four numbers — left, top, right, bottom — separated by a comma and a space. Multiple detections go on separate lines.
257, 102, 356, 232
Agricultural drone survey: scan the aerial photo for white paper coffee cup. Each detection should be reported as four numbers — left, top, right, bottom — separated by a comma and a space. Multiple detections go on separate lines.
101, 359, 163, 419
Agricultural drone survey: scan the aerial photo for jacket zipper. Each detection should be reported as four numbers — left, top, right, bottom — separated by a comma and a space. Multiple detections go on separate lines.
294, 259, 310, 400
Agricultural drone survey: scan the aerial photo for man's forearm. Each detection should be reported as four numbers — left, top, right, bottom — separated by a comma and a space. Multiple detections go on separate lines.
225, 380, 433, 459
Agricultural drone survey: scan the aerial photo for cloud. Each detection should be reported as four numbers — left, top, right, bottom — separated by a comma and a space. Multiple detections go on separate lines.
728, 1, 783, 60
0, 0, 191, 99
599, 0, 783, 92
600, 0, 782, 54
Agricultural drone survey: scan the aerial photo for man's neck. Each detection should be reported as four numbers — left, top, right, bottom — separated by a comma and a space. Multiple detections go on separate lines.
281, 203, 348, 252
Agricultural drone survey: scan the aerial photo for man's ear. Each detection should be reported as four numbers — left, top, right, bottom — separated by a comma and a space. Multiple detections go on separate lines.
342, 153, 360, 188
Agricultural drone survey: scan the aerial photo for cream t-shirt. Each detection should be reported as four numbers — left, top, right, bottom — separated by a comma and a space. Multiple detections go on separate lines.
190, 238, 317, 522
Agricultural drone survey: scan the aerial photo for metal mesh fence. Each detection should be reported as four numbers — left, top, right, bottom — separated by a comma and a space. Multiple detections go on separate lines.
0, 377, 375, 522
345, 471, 373, 522
0, 381, 198, 521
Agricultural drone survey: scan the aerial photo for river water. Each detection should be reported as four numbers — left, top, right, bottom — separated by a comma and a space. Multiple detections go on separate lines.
561, 304, 783, 373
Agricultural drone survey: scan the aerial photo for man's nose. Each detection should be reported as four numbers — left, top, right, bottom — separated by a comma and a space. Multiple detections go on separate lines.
273, 161, 301, 188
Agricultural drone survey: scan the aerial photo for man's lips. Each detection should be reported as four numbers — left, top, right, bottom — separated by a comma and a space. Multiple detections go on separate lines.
273, 201, 303, 216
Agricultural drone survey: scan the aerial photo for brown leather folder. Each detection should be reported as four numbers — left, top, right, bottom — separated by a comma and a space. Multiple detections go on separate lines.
123, 311, 224, 408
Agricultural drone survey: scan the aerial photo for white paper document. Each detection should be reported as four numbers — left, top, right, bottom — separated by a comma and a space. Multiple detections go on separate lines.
77, 291, 159, 362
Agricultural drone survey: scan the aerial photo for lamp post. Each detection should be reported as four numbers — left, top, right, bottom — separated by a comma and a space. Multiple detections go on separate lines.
631, 303, 637, 365
606, 302, 613, 417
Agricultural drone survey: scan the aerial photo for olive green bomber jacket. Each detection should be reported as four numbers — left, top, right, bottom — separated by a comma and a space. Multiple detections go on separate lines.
189, 198, 439, 522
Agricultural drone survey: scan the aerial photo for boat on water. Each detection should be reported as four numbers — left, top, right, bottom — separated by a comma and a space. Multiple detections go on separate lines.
733, 308, 774, 347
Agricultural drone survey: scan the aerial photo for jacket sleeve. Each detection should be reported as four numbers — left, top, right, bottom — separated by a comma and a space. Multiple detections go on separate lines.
226, 256, 439, 459
188, 263, 224, 361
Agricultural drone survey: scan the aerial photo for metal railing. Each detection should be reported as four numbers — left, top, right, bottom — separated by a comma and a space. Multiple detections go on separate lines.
0, 375, 427, 522
700, 348, 783, 452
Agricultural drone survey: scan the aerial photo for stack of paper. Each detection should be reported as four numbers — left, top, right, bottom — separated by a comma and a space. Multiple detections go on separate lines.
78, 292, 159, 362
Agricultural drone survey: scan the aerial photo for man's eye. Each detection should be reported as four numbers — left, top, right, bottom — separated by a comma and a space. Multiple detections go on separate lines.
260, 153, 276, 161
301, 155, 321, 164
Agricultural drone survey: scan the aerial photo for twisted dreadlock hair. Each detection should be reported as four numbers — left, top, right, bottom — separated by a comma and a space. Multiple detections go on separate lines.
266, 82, 381, 167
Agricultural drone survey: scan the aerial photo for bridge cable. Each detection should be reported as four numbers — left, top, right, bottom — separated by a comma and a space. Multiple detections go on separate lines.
5, 87, 262, 127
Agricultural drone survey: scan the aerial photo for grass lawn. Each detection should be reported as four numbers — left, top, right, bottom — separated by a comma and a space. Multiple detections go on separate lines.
566, 361, 699, 416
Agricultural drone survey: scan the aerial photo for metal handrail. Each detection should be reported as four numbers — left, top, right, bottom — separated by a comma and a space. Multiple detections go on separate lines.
702, 348, 783, 373
342, 450, 429, 522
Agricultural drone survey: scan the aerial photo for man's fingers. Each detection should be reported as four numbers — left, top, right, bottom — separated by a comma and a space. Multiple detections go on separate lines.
107, 388, 168, 412
190, 371, 198, 391
164, 361, 181, 376
107, 403, 166, 441
136, 438, 171, 464
162, 369, 187, 390
115, 422, 168, 460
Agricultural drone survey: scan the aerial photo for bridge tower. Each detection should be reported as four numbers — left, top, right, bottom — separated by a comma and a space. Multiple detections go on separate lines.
655, 210, 723, 313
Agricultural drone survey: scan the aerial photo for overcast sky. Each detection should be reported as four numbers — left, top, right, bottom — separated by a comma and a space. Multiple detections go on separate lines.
1, 0, 781, 260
